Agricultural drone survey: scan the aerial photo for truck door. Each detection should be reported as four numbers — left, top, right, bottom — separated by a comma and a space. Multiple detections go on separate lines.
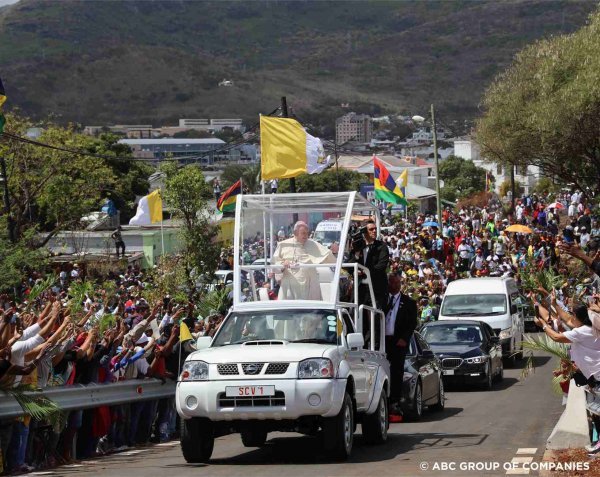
342, 310, 367, 410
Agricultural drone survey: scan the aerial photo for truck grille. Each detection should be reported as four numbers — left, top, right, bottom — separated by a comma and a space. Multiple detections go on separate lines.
217, 364, 239, 375
242, 363, 265, 375
441, 358, 463, 369
264, 363, 289, 375
218, 391, 285, 408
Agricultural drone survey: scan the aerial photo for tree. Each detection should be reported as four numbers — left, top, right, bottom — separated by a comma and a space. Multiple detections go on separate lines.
499, 180, 523, 198
220, 163, 261, 192
0, 112, 151, 244
533, 177, 559, 196
438, 155, 487, 203
161, 163, 221, 298
0, 218, 46, 293
476, 10, 600, 195
277, 169, 365, 193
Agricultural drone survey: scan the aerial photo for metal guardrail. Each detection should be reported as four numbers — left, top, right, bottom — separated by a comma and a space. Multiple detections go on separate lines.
0, 379, 176, 420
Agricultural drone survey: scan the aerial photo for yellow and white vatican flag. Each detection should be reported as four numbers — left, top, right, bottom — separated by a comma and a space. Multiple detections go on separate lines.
260, 116, 331, 180
129, 190, 163, 226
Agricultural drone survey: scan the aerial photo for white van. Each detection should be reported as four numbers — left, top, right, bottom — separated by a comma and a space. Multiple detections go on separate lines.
314, 219, 344, 248
439, 277, 524, 365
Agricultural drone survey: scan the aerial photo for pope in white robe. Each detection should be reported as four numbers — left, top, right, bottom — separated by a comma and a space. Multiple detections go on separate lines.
273, 221, 337, 300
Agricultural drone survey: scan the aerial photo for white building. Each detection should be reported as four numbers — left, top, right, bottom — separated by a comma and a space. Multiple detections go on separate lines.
178, 118, 245, 132
454, 139, 541, 195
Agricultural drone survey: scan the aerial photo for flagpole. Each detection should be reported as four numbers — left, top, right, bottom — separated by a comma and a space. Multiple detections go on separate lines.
160, 188, 165, 257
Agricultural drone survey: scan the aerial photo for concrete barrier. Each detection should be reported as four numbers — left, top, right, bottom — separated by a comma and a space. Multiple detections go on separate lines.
546, 379, 589, 450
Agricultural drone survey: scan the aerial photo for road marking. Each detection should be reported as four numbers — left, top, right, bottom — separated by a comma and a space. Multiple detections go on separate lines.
506, 468, 530, 475
511, 457, 534, 464
516, 448, 537, 455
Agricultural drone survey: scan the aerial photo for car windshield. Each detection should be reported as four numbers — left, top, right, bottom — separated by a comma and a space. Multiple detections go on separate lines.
422, 324, 483, 345
441, 294, 507, 316
314, 230, 341, 246
211, 309, 340, 346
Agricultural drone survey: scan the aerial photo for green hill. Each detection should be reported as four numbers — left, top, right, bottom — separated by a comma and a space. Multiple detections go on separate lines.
0, 0, 595, 128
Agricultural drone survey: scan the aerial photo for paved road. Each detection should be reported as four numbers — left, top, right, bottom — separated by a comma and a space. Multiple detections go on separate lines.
31, 350, 564, 477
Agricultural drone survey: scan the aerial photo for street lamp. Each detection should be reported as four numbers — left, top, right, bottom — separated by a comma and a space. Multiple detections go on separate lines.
412, 105, 442, 226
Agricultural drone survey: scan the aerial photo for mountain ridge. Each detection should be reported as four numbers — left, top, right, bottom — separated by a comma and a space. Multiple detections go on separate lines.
0, 0, 595, 128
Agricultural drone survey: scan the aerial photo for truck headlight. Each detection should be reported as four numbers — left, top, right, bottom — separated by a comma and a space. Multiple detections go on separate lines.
498, 328, 512, 340
465, 356, 488, 364
180, 361, 209, 381
297, 358, 334, 379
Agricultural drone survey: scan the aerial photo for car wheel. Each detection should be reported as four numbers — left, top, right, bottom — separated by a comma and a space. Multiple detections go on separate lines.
362, 392, 388, 445
483, 362, 493, 390
241, 430, 268, 447
430, 376, 445, 411
495, 361, 504, 382
180, 418, 214, 463
322, 392, 354, 460
406, 380, 423, 421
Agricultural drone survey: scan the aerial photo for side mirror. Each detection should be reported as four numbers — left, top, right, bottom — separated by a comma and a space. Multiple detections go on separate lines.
421, 349, 435, 359
196, 336, 212, 350
511, 304, 518, 314
347, 333, 364, 350
490, 336, 500, 344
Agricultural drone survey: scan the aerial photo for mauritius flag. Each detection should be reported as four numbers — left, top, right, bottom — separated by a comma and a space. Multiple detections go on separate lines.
373, 156, 407, 205
0, 76, 6, 134
217, 179, 241, 213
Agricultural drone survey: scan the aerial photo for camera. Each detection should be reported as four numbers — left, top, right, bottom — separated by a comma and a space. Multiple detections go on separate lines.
351, 226, 367, 252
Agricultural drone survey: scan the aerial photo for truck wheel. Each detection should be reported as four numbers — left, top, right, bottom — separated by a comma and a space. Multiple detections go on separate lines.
180, 418, 214, 463
362, 392, 388, 445
241, 430, 268, 447
322, 392, 354, 460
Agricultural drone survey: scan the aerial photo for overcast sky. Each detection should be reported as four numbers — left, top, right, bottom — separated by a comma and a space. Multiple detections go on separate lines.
0, 0, 18, 6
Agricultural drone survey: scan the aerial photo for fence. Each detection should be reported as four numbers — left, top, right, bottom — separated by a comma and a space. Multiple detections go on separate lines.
0, 379, 176, 419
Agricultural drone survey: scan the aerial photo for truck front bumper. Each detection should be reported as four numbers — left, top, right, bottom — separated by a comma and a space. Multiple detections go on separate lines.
176, 378, 347, 421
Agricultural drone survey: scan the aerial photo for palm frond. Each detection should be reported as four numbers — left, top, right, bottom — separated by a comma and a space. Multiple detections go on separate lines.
520, 334, 573, 394
6, 385, 61, 421
26, 275, 57, 309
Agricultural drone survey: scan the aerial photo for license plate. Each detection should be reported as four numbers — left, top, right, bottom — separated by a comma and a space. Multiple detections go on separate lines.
443, 369, 455, 376
225, 385, 275, 397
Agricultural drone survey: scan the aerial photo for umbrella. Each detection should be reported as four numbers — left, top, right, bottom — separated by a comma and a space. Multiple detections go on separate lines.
547, 202, 564, 210
505, 224, 533, 234
422, 221, 439, 228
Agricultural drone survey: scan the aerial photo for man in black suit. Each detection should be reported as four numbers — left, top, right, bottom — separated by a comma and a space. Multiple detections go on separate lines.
349, 220, 389, 310
385, 272, 418, 416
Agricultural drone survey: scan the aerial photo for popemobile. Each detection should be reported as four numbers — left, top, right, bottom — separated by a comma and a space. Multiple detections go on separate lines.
176, 192, 391, 462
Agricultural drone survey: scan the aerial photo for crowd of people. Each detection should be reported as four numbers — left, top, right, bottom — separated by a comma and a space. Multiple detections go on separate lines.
1, 187, 600, 472
0, 265, 226, 474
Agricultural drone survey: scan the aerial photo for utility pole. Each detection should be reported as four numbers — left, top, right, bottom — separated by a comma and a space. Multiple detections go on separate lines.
281, 97, 295, 194
0, 156, 15, 243
334, 136, 341, 192
431, 104, 442, 226
510, 162, 516, 216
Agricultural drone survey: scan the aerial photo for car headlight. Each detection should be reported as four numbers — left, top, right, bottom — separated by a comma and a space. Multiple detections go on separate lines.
465, 356, 488, 364
180, 361, 209, 381
297, 358, 334, 379
498, 328, 512, 340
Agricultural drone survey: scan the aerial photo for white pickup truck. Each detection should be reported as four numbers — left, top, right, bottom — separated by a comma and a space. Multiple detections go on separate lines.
176, 303, 390, 462
176, 191, 391, 462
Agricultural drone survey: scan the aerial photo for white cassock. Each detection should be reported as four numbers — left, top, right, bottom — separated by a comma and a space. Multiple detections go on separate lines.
273, 238, 336, 300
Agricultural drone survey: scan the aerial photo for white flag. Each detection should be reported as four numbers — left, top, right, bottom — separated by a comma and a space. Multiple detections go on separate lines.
306, 133, 331, 175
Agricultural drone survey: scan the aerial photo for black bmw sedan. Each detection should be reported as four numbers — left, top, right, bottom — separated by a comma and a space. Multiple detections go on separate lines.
420, 320, 504, 390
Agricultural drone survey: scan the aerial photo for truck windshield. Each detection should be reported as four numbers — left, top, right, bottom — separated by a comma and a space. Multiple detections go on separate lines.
212, 309, 340, 346
441, 294, 507, 317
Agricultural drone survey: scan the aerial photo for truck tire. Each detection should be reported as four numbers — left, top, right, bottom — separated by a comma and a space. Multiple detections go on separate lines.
322, 392, 354, 460
362, 392, 388, 445
180, 417, 214, 463
241, 430, 268, 447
